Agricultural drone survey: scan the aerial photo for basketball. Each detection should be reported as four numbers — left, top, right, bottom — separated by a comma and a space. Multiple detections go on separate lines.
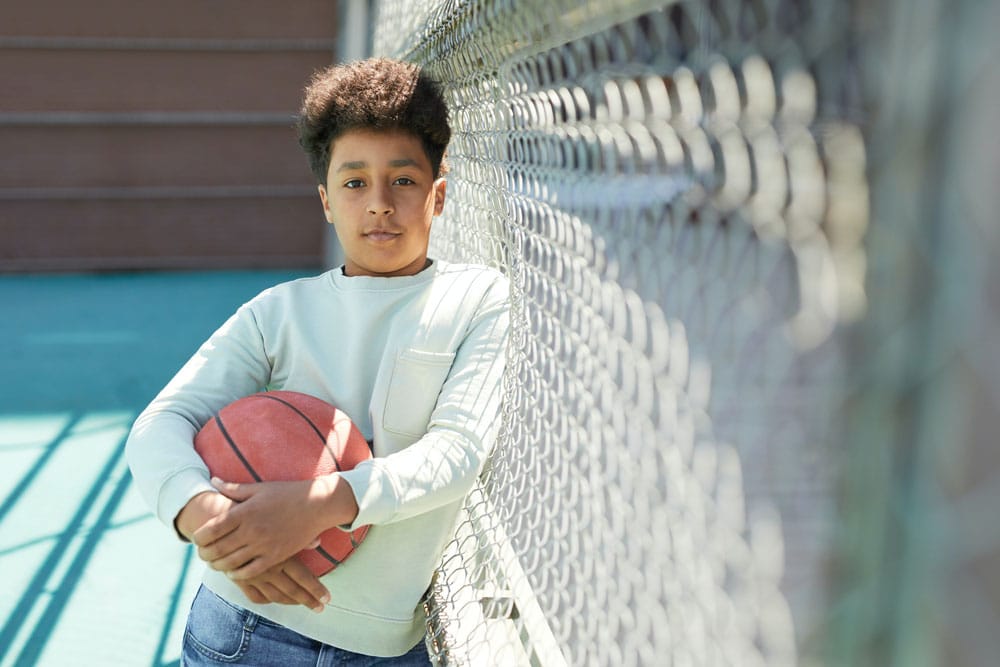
193, 390, 372, 576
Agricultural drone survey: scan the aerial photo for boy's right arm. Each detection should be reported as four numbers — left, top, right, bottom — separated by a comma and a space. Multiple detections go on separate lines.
127, 300, 328, 611
127, 303, 272, 530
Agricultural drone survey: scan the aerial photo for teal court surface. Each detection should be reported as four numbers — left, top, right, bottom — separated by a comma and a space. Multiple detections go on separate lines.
0, 269, 312, 666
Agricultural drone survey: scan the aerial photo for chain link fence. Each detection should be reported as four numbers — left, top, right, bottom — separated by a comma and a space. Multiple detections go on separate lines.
363, 0, 999, 664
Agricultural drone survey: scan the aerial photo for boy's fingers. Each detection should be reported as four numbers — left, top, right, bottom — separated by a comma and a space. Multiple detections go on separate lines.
235, 582, 268, 605
235, 561, 327, 611
203, 545, 255, 573
228, 553, 278, 581
283, 559, 331, 611
196, 528, 264, 569
211, 477, 255, 501
264, 572, 323, 611
190, 510, 238, 547
195, 532, 240, 563
258, 582, 296, 606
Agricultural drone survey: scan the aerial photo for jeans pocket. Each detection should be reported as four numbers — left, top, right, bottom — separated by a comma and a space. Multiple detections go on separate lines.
182, 586, 258, 663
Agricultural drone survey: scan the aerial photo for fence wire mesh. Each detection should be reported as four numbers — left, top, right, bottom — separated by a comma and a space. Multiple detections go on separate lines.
367, 0, 998, 664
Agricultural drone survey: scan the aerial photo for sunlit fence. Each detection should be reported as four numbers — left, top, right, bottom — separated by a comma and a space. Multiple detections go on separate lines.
366, 0, 1000, 664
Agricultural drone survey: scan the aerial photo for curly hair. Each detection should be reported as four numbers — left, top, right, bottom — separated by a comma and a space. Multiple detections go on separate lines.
297, 58, 451, 184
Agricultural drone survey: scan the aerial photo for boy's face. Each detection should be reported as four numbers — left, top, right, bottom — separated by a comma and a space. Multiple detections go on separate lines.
318, 128, 446, 278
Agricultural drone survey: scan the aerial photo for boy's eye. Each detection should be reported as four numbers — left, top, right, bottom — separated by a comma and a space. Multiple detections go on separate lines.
393, 177, 415, 186
344, 179, 364, 189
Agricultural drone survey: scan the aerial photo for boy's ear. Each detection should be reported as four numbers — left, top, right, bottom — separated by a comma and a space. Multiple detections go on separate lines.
433, 178, 447, 216
317, 184, 334, 223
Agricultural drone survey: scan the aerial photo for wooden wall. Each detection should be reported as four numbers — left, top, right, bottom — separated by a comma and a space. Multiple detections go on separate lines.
0, 1, 339, 271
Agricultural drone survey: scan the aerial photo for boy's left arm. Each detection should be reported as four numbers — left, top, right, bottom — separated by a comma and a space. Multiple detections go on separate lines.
339, 281, 510, 528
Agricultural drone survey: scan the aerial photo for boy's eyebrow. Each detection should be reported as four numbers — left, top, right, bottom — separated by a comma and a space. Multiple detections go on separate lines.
335, 158, 421, 172
336, 160, 367, 172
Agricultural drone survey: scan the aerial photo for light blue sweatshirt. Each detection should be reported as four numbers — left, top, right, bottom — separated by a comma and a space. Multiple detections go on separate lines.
125, 260, 509, 656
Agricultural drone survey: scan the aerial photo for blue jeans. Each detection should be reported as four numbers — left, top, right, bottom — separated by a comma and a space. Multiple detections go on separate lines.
182, 585, 431, 666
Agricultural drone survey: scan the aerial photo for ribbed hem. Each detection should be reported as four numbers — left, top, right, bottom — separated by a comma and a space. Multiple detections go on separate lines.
156, 467, 217, 533
337, 459, 400, 529
201, 570, 426, 658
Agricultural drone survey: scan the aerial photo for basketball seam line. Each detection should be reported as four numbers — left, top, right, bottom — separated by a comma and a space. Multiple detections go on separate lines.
214, 414, 263, 483
259, 393, 343, 472
314, 544, 342, 567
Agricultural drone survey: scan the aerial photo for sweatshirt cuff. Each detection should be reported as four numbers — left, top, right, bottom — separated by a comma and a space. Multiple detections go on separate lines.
336, 459, 400, 530
156, 467, 217, 538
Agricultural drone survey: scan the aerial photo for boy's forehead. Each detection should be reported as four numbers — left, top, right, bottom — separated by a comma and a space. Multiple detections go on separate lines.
331, 128, 425, 157
328, 129, 433, 176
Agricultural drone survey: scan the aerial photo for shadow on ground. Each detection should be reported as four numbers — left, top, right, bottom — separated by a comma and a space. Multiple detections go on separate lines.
0, 270, 311, 667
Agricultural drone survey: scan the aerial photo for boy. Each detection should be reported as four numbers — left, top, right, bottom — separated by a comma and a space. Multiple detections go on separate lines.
126, 58, 509, 664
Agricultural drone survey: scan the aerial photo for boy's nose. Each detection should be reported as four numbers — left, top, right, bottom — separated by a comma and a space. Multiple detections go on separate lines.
366, 186, 394, 215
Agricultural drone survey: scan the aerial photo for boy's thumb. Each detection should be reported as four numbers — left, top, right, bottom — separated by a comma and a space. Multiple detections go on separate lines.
211, 476, 252, 500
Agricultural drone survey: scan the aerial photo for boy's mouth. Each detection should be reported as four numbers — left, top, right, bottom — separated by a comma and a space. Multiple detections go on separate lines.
363, 229, 401, 242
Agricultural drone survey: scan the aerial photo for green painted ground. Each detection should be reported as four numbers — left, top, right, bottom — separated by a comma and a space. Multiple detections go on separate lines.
0, 270, 312, 667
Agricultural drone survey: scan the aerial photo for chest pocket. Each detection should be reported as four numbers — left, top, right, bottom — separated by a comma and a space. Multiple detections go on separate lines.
382, 348, 457, 438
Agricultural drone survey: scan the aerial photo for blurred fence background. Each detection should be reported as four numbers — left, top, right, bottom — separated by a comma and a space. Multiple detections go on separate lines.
365, 0, 1000, 665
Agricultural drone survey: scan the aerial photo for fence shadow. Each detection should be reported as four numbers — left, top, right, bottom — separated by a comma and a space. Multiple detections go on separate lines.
0, 270, 309, 666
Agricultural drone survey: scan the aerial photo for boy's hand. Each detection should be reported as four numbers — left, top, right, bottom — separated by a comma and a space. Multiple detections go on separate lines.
175, 490, 236, 542
234, 557, 331, 613
191, 475, 358, 580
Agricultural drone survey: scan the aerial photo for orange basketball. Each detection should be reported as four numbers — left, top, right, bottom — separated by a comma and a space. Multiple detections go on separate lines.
193, 390, 371, 576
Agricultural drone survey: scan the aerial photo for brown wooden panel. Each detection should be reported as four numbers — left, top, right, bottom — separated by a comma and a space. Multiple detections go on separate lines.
0, 1, 340, 272
0, 125, 316, 189
1, 50, 332, 113
2, 1, 339, 40
0, 196, 328, 271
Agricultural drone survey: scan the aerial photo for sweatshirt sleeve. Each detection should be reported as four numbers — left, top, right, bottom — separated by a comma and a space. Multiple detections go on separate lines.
338, 276, 510, 528
125, 302, 272, 531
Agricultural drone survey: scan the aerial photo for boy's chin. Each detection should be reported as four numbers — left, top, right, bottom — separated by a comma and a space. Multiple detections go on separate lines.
345, 256, 430, 277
